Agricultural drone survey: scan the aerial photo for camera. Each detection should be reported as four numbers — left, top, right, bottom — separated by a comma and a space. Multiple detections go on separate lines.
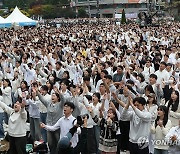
81, 114, 89, 120
77, 114, 89, 126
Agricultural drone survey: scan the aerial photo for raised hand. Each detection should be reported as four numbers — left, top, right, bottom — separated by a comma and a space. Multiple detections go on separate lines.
53, 85, 60, 94
111, 92, 117, 99
21, 100, 26, 108
22, 92, 26, 99
40, 123, 46, 128
128, 95, 133, 106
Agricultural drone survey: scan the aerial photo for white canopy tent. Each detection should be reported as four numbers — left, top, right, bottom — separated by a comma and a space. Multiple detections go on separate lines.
0, 16, 11, 28
5, 6, 37, 26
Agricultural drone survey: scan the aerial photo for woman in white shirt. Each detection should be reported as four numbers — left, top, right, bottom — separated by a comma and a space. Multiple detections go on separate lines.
146, 93, 158, 154
166, 90, 180, 127
14, 80, 29, 101
151, 105, 172, 154
1, 79, 13, 124
11, 70, 23, 103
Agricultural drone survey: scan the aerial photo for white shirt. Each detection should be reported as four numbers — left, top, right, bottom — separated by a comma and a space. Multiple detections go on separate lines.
142, 66, 155, 82
155, 69, 170, 86
121, 108, 152, 144
21, 64, 36, 85
165, 126, 180, 153
1, 86, 12, 106
45, 114, 79, 148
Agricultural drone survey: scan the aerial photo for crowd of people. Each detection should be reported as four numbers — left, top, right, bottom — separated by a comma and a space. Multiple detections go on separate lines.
0, 20, 179, 154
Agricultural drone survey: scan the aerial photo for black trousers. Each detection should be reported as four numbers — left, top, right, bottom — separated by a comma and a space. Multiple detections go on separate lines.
58, 147, 74, 154
119, 120, 130, 151
75, 127, 97, 154
129, 142, 149, 154
8, 135, 27, 154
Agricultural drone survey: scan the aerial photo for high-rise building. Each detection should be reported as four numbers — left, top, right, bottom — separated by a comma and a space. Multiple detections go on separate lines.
0, 0, 3, 7
74, 0, 149, 18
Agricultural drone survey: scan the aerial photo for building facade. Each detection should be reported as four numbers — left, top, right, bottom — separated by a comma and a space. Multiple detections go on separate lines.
75, 0, 149, 18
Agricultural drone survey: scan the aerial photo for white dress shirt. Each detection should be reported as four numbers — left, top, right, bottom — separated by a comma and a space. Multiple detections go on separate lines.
45, 114, 79, 148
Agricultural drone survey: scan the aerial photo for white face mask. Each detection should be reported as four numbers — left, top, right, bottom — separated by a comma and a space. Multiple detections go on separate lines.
49, 77, 54, 80
168, 80, 174, 84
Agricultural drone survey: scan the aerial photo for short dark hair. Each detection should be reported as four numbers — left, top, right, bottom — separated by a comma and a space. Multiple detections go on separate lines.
64, 102, 75, 110
133, 97, 146, 106
149, 74, 157, 80
93, 92, 100, 101
41, 85, 48, 92
117, 65, 124, 70
56, 61, 62, 66
83, 76, 90, 81
126, 79, 134, 85
160, 61, 167, 66
105, 75, 112, 80
61, 79, 69, 86
101, 70, 108, 75
85, 95, 92, 101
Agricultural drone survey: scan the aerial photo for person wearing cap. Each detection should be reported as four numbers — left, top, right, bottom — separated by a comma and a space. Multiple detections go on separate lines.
41, 102, 79, 154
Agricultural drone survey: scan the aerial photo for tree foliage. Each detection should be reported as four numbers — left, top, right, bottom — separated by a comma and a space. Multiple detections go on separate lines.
2, 0, 87, 19
78, 8, 88, 18
121, 9, 126, 24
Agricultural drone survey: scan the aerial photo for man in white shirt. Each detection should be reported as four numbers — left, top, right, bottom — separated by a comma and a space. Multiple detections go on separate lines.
165, 119, 180, 154
142, 59, 155, 82
121, 97, 152, 154
41, 102, 79, 154
155, 61, 170, 86
21, 62, 36, 85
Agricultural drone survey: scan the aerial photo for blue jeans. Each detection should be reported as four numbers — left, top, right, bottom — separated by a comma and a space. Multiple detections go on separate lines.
47, 129, 60, 154
154, 148, 168, 154
40, 113, 47, 142
4, 112, 9, 125
0, 112, 4, 138
30, 117, 41, 141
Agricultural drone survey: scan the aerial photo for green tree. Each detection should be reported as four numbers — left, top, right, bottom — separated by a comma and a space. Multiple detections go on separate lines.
121, 9, 126, 24
78, 8, 88, 18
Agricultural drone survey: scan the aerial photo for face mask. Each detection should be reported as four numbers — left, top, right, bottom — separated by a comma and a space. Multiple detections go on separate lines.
49, 77, 54, 81
168, 80, 174, 84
